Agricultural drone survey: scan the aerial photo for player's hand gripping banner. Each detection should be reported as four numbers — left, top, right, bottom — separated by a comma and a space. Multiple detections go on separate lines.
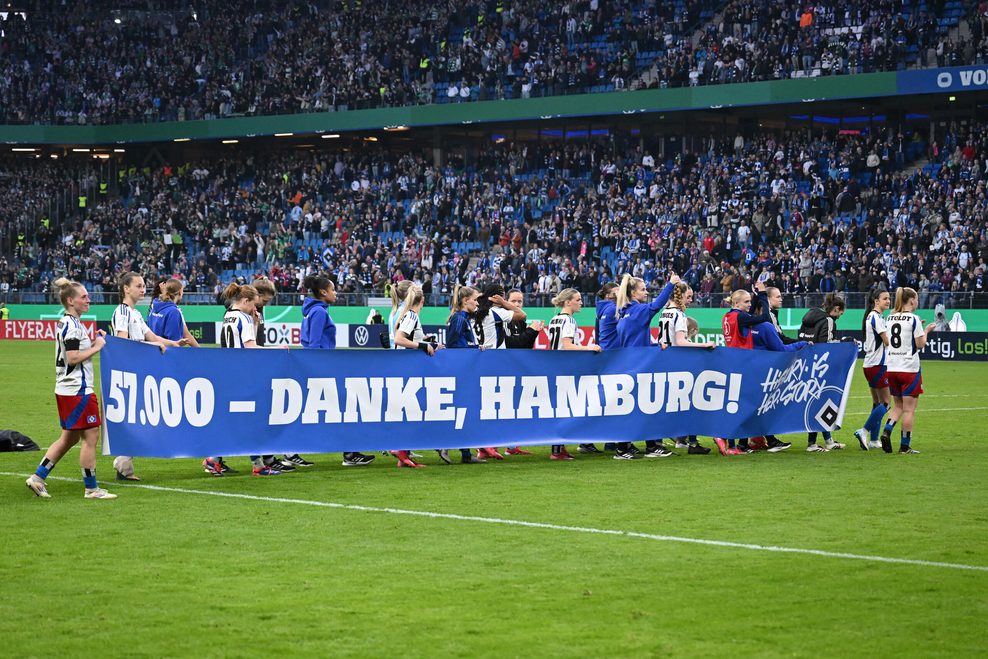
99, 338, 857, 457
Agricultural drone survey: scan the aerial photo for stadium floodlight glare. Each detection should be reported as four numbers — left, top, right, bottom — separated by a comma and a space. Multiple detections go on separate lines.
364, 136, 378, 142
222, 139, 239, 144
321, 134, 340, 139
50, 154, 58, 159
949, 96, 957, 102
174, 138, 191, 142
275, 133, 294, 137
11, 147, 36, 152
114, 18, 121, 24
72, 148, 90, 152
383, 125, 409, 132
114, 148, 125, 153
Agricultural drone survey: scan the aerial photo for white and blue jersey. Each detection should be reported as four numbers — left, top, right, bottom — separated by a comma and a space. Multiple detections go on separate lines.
657, 307, 688, 348
886, 312, 924, 373
55, 314, 93, 395
395, 309, 425, 349
863, 310, 887, 368
547, 313, 577, 350
111, 303, 150, 341
220, 310, 255, 349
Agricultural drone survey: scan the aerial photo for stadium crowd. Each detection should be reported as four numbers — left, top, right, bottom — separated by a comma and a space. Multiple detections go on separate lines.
674, 0, 961, 86
3, 119, 988, 305
0, 0, 975, 125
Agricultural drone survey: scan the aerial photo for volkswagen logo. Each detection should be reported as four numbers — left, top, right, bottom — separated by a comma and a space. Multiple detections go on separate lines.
354, 326, 369, 346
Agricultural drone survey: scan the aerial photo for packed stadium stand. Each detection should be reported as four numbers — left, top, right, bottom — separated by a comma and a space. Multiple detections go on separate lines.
0, 0, 978, 124
1, 1, 987, 308
3, 121, 987, 304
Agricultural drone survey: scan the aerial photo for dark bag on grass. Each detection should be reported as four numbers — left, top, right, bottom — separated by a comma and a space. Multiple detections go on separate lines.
0, 430, 40, 452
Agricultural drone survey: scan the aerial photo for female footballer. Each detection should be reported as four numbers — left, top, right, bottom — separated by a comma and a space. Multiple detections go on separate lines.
546, 288, 601, 461
111, 271, 186, 480
300, 273, 374, 466
853, 289, 892, 450
657, 282, 714, 455
26, 278, 116, 499
880, 287, 935, 454
615, 272, 679, 457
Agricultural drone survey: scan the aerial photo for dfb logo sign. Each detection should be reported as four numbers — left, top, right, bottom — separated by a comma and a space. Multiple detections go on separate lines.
264, 323, 302, 346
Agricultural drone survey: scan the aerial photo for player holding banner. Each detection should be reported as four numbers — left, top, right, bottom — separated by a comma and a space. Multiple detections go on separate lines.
797, 294, 847, 452
392, 284, 447, 467
880, 287, 936, 454
546, 288, 601, 461
111, 272, 187, 481
203, 282, 285, 476
718, 280, 791, 455
26, 278, 116, 500
657, 282, 713, 455
300, 273, 374, 467
615, 272, 679, 458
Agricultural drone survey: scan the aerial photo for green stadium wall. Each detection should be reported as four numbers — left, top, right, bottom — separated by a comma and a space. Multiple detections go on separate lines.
8, 305, 988, 332
0, 73, 897, 145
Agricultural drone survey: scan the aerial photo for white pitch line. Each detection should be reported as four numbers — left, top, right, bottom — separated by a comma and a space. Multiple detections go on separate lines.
843, 406, 988, 416
850, 394, 984, 400
5, 472, 986, 574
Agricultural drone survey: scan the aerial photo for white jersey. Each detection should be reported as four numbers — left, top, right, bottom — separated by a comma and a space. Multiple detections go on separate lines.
55, 314, 94, 395
546, 313, 577, 350
657, 307, 688, 348
473, 307, 513, 349
885, 312, 925, 373
395, 309, 424, 349
220, 310, 256, 349
111, 303, 150, 341
862, 310, 888, 368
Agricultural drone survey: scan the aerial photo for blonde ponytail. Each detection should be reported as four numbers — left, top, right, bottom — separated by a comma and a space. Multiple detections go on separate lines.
391, 280, 413, 314
894, 287, 917, 313
614, 274, 641, 319
396, 285, 424, 328
448, 284, 477, 322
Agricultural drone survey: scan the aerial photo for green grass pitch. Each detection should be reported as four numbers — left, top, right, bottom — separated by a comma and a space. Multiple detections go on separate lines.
1, 340, 986, 657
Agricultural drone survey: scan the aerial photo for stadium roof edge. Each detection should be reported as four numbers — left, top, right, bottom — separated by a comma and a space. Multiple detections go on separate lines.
1, 66, 983, 146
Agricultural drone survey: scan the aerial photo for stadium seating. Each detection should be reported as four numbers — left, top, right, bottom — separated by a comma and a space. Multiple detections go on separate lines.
0, 0, 974, 125
3, 121, 987, 306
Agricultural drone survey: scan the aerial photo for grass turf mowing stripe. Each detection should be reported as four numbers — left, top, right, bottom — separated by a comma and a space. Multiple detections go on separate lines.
7, 471, 987, 574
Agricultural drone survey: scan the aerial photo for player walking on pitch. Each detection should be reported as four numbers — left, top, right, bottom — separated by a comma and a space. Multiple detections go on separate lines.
880, 287, 935, 454
26, 278, 116, 500
854, 289, 892, 450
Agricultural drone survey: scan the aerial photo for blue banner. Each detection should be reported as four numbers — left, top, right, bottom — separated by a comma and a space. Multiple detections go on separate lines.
897, 65, 988, 95
98, 338, 857, 458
